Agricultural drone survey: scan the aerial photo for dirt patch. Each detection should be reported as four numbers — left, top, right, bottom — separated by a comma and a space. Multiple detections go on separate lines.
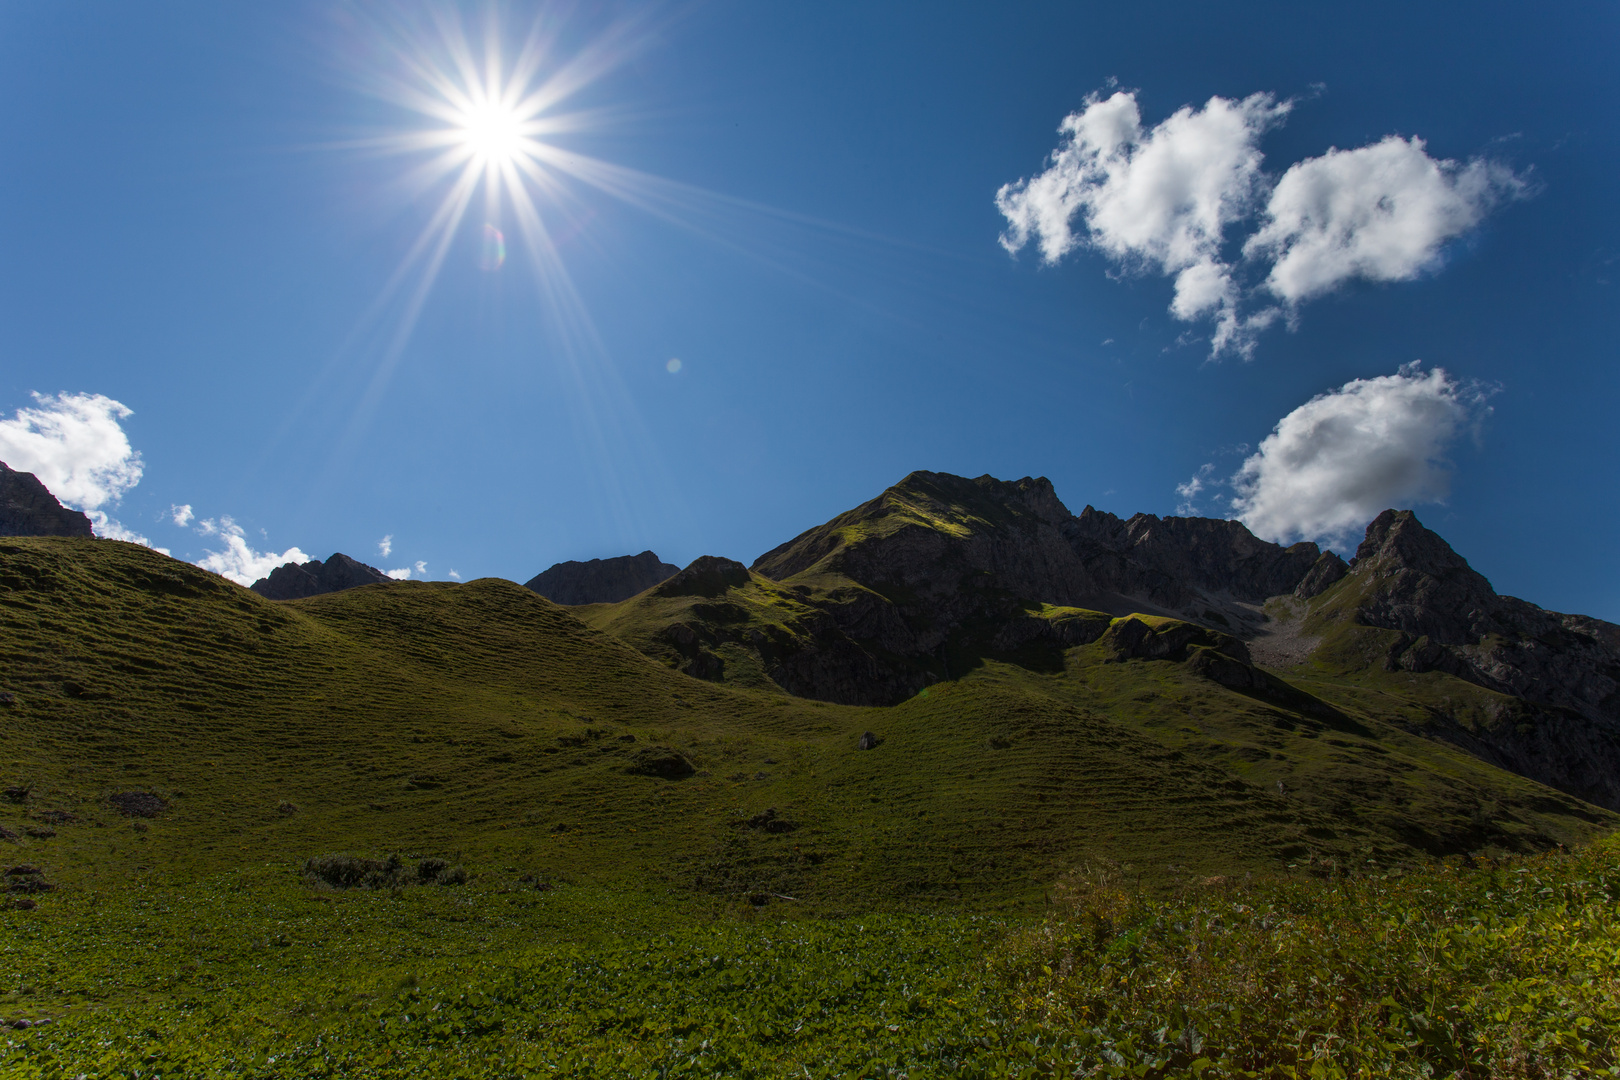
108, 791, 165, 818
4, 866, 51, 894
744, 808, 799, 834
626, 747, 695, 779
1248, 598, 1320, 668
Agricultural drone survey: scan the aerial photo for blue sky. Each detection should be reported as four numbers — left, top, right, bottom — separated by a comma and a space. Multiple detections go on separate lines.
1, 1, 1616, 618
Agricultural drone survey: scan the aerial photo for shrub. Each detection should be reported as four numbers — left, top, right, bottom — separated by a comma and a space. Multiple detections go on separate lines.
302, 853, 405, 890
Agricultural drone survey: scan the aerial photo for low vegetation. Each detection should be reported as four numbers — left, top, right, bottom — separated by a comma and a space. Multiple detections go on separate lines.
3, 837, 1615, 1077
2, 536, 1618, 1075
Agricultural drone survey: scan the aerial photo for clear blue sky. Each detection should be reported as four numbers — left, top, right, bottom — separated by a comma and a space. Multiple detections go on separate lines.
1, 1, 1615, 618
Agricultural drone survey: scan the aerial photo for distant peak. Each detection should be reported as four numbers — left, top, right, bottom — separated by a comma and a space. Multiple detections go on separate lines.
1353, 509, 1484, 587
0, 460, 94, 539
524, 550, 679, 605
250, 553, 389, 600
653, 556, 751, 599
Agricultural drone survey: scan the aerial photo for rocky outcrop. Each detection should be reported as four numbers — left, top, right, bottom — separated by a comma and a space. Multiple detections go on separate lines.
250, 553, 390, 600
751, 471, 1343, 650
1327, 510, 1620, 807
524, 551, 679, 605
0, 462, 93, 538
1348, 510, 1620, 725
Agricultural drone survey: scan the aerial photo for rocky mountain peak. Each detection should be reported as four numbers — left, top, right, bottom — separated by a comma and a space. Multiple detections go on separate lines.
524, 550, 679, 605
0, 461, 94, 538
250, 553, 390, 600
653, 556, 752, 599
1346, 510, 1499, 643
1354, 509, 1489, 586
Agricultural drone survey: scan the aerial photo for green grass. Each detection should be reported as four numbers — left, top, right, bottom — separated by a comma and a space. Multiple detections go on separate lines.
994, 835, 1620, 1078
3, 837, 1616, 1077
2, 535, 1618, 1075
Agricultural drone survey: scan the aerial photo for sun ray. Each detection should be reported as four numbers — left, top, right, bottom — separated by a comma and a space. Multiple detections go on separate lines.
272, 3, 962, 542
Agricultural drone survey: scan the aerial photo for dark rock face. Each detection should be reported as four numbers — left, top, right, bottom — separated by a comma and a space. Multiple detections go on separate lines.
1066, 507, 1343, 607
749, 472, 1339, 687
524, 550, 679, 605
250, 553, 390, 600
0, 462, 93, 538
1337, 510, 1620, 808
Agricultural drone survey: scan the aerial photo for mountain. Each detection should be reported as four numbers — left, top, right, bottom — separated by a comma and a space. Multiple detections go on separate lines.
523, 550, 679, 605
3, 530, 1612, 917
583, 470, 1620, 812
3, 469, 1618, 919
1277, 509, 1620, 809
250, 553, 391, 600
583, 472, 1346, 706
0, 461, 93, 538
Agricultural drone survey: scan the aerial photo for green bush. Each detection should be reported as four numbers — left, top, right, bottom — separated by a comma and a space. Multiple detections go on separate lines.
993, 841, 1620, 1078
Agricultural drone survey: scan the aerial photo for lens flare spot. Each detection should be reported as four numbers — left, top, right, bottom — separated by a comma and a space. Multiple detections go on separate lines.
666, 358, 682, 374
480, 224, 506, 271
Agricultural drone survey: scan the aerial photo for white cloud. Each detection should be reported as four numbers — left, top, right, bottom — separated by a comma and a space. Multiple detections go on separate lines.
194, 516, 309, 587
89, 511, 166, 554
997, 91, 1288, 356
415, 560, 427, 576
385, 567, 412, 580
378, 534, 393, 558
1175, 463, 1216, 515
0, 392, 143, 510
171, 504, 195, 527
1228, 363, 1488, 545
1246, 136, 1527, 304
998, 92, 1526, 357
448, 569, 462, 580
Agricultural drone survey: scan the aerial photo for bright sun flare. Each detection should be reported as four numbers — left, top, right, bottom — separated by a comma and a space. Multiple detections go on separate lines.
458, 100, 525, 165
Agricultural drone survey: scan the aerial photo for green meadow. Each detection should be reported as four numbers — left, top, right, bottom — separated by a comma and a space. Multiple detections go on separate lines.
2, 537, 1617, 1076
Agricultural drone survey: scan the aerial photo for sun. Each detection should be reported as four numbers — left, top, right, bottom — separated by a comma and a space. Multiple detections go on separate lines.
457, 98, 526, 167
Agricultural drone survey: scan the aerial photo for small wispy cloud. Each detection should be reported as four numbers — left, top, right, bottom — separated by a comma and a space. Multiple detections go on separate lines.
378, 534, 393, 558
1174, 462, 1216, 515
448, 569, 462, 580
171, 504, 195, 527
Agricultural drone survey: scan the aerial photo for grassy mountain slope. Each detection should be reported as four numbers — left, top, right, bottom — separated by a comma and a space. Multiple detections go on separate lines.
1, 536, 1609, 921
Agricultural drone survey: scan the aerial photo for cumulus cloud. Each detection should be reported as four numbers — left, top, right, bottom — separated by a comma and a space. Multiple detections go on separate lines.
378, 534, 393, 558
998, 91, 1527, 357
1227, 363, 1490, 545
171, 504, 195, 527
1247, 137, 1526, 304
385, 567, 412, 580
997, 91, 1288, 356
194, 517, 309, 587
0, 392, 143, 510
